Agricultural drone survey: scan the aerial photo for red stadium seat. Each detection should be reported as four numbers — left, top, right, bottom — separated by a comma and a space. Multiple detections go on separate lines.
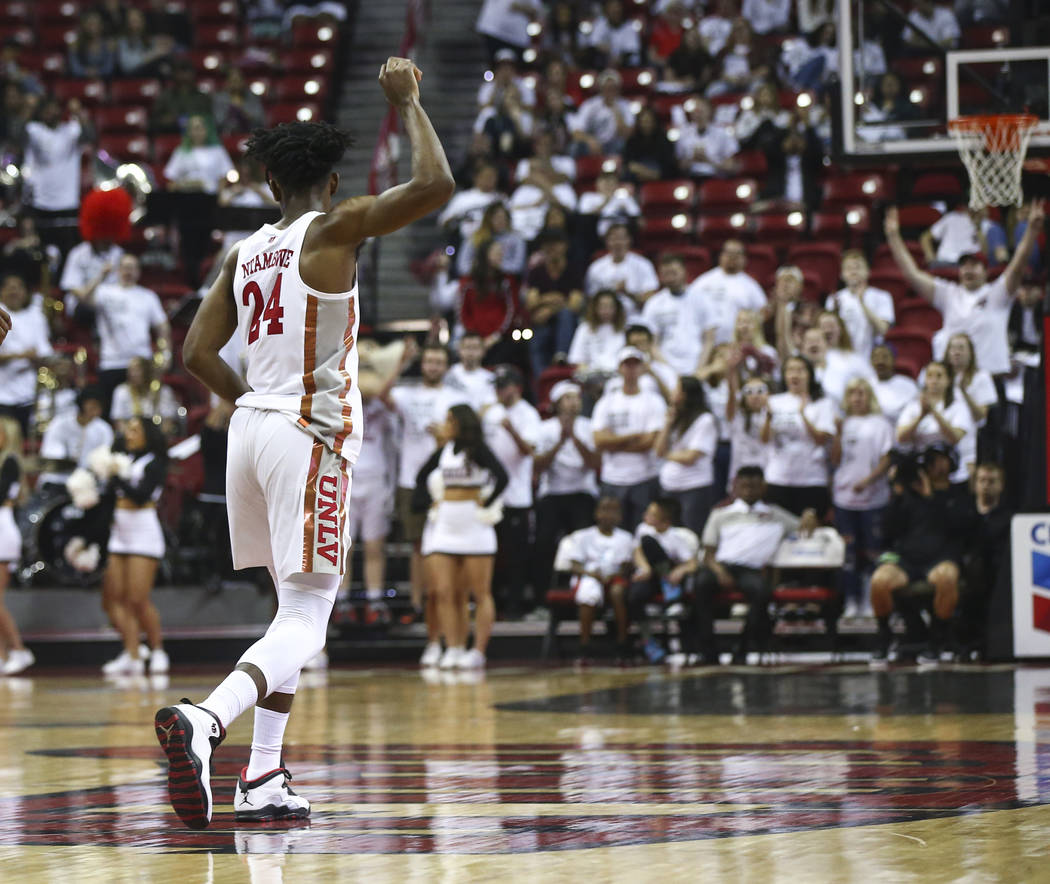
153, 134, 182, 164
186, 0, 239, 22
651, 93, 683, 123
895, 204, 942, 234
0, 23, 32, 45
110, 79, 162, 105
800, 268, 824, 302
696, 214, 751, 249
744, 243, 778, 287
637, 214, 695, 254
673, 245, 712, 280
893, 56, 943, 83
283, 48, 334, 74
962, 24, 1009, 48
33, 0, 80, 17
884, 327, 932, 368
195, 22, 240, 48
185, 49, 227, 74
821, 172, 890, 209
735, 150, 768, 177
0, 1, 30, 21
619, 67, 657, 97
221, 133, 251, 158
787, 242, 842, 293
274, 75, 330, 103
51, 78, 107, 107
39, 23, 77, 50
697, 177, 757, 213
868, 269, 911, 305
267, 102, 322, 124
574, 154, 620, 193
909, 172, 963, 201
638, 179, 695, 213
95, 105, 149, 134
99, 134, 152, 163
535, 364, 576, 413
872, 239, 924, 271
751, 212, 807, 251
291, 21, 339, 46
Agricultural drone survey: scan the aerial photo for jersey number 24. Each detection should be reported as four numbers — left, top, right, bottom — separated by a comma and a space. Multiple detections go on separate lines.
242, 273, 285, 344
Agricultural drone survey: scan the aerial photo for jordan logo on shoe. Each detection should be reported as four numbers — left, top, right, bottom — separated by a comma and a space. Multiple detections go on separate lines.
158, 723, 175, 741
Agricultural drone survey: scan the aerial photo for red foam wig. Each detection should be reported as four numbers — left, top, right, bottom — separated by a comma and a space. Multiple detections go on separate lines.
79, 187, 133, 243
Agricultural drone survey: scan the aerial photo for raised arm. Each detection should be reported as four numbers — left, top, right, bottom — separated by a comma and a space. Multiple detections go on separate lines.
183, 243, 250, 404
323, 58, 454, 245
883, 207, 937, 302
1003, 199, 1045, 295
0, 304, 9, 345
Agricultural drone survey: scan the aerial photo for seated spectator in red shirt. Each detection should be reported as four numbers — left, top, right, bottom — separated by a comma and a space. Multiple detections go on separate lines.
648, 1, 688, 66
459, 239, 529, 374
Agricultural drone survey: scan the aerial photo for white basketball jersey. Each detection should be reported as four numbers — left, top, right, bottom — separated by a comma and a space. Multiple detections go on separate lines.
233, 210, 362, 463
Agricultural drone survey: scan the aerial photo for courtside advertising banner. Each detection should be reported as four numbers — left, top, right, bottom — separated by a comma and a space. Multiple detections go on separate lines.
1012, 514, 1050, 656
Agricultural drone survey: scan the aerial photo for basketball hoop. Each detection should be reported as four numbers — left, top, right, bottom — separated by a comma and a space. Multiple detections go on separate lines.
949, 114, 1038, 209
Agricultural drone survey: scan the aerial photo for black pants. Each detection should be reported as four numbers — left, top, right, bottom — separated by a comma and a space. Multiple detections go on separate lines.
764, 484, 830, 518
600, 477, 659, 530
494, 506, 532, 616
97, 368, 128, 420
533, 492, 596, 600
661, 484, 715, 538
693, 563, 772, 658
0, 403, 33, 439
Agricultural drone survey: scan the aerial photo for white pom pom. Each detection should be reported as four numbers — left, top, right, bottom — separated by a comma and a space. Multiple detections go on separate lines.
426, 469, 444, 502
110, 452, 133, 479
476, 499, 504, 526
66, 468, 100, 509
76, 543, 100, 573
87, 446, 115, 478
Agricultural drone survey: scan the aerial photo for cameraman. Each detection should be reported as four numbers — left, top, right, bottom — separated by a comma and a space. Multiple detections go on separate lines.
869, 444, 978, 662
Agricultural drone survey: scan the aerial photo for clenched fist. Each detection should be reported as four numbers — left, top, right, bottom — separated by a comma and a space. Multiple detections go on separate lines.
379, 56, 423, 107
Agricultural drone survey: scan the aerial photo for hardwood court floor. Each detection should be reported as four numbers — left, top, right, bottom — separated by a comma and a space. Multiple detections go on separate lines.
3, 662, 1050, 882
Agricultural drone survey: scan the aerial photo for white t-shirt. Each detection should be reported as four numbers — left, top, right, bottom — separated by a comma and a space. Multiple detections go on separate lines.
24, 120, 82, 211
514, 155, 575, 184
930, 276, 1012, 375
741, 0, 792, 33
675, 122, 739, 177
686, 268, 767, 344
576, 190, 641, 238
389, 383, 468, 489
483, 397, 542, 507
567, 525, 634, 578
591, 388, 667, 485
569, 95, 636, 148
895, 396, 975, 484
603, 359, 678, 400
353, 397, 394, 492
508, 181, 577, 241
535, 416, 599, 498
37, 413, 115, 486
444, 363, 497, 412
825, 286, 896, 358
873, 374, 920, 424
584, 252, 659, 322
954, 370, 998, 427
163, 144, 234, 194
437, 188, 503, 241
703, 378, 730, 441
93, 283, 167, 371
729, 408, 772, 480
588, 16, 642, 61
59, 241, 123, 296
817, 349, 877, 405
567, 323, 625, 373
476, 0, 542, 46
110, 382, 178, 424
641, 288, 703, 376
832, 414, 894, 510
928, 210, 979, 263
904, 6, 960, 46
659, 412, 718, 491
634, 521, 700, 565
764, 392, 836, 487
0, 301, 52, 406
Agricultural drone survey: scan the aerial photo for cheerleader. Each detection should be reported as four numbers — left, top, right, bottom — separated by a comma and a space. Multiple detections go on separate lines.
413, 404, 508, 670
100, 416, 170, 675
0, 417, 33, 675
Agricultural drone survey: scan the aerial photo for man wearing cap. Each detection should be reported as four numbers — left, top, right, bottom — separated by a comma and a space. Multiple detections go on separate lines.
533, 380, 601, 597
483, 365, 542, 617
584, 224, 659, 321
642, 252, 704, 376
604, 320, 677, 403
569, 69, 635, 156
478, 49, 536, 116
686, 239, 768, 347
592, 346, 668, 528
884, 200, 1044, 378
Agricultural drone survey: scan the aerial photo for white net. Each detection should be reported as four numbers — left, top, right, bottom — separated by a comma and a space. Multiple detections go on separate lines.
949, 114, 1038, 209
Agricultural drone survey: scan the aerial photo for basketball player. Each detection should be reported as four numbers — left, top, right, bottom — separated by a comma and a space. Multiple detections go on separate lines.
153, 57, 454, 830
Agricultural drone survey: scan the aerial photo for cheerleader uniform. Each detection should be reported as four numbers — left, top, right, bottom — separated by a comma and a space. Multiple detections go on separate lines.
108, 451, 168, 559
0, 454, 21, 568
412, 441, 508, 556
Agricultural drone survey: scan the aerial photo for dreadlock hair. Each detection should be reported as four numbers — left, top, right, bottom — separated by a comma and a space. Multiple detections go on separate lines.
244, 122, 355, 193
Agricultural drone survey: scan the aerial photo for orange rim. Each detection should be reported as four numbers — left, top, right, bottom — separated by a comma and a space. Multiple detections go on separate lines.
949, 113, 1039, 150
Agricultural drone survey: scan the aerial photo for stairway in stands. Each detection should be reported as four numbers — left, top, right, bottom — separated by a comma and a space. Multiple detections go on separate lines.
334, 0, 489, 322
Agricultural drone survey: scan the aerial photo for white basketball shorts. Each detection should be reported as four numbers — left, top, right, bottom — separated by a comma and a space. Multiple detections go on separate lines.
0, 506, 20, 567
227, 408, 352, 583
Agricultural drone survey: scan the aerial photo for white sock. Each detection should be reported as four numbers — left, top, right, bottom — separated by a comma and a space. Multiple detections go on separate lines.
246, 707, 290, 780
199, 670, 259, 729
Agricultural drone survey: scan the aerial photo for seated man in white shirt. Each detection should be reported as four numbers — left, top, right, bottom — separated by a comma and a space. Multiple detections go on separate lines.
674, 95, 739, 178
623, 498, 701, 663
692, 466, 817, 663
36, 386, 115, 492
584, 223, 660, 320
902, 0, 960, 50
569, 68, 635, 156
437, 160, 505, 246
565, 495, 634, 663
